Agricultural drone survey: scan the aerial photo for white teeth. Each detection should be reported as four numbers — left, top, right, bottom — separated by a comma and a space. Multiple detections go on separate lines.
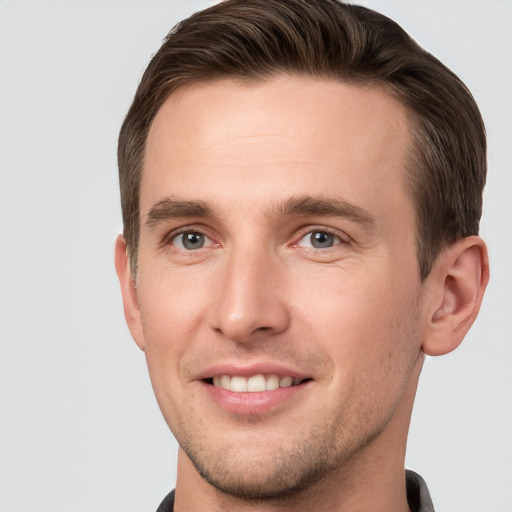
212, 374, 300, 392
279, 376, 293, 388
247, 374, 266, 392
230, 376, 248, 392
266, 374, 280, 391
220, 375, 231, 390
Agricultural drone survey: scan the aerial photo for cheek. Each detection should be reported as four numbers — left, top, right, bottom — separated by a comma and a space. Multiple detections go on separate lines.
309, 281, 420, 431
290, 264, 400, 337
289, 264, 420, 380
136, 269, 211, 400
138, 266, 209, 343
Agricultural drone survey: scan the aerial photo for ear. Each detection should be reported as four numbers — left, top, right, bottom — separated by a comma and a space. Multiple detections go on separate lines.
422, 236, 489, 356
114, 235, 146, 351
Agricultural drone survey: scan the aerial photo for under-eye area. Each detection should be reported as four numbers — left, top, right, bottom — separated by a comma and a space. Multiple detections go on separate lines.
204, 374, 313, 392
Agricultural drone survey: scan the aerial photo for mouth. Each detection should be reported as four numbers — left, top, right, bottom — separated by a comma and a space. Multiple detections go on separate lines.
204, 374, 312, 392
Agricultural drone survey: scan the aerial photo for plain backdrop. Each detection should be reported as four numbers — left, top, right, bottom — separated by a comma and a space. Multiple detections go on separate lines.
0, 1, 510, 511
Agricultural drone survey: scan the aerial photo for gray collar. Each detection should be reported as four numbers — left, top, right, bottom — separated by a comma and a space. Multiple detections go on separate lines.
406, 469, 435, 512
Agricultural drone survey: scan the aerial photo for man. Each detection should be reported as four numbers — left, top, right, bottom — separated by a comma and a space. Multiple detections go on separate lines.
114, 1, 489, 510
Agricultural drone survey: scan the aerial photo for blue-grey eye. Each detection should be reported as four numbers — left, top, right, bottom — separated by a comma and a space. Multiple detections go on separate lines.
298, 231, 340, 249
173, 232, 206, 250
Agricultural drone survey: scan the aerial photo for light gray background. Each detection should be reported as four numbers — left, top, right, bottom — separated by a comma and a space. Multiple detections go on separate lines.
0, 1, 510, 511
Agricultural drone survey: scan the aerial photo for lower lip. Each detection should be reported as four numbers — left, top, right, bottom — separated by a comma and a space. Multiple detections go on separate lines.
201, 381, 311, 415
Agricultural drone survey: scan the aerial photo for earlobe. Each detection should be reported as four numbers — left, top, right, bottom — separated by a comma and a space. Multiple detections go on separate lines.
114, 235, 146, 351
422, 236, 489, 356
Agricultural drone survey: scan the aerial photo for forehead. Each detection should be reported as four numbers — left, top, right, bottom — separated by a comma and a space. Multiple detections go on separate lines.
142, 76, 413, 224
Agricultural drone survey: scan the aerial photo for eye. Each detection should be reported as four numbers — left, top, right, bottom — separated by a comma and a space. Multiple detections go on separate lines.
297, 230, 341, 249
171, 231, 211, 250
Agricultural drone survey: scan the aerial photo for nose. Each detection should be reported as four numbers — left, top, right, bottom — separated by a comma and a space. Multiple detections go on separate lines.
209, 246, 290, 343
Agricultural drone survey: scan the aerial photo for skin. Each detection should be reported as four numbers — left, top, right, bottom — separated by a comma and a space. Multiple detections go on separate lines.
116, 76, 489, 511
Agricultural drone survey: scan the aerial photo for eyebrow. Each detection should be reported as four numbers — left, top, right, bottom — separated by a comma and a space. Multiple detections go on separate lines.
145, 195, 375, 228
270, 195, 375, 227
145, 198, 216, 227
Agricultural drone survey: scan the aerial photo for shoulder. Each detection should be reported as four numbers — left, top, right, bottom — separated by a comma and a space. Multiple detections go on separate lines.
155, 489, 175, 512
406, 470, 435, 512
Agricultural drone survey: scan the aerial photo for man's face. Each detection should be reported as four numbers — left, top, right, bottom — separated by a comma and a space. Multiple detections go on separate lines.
127, 76, 430, 497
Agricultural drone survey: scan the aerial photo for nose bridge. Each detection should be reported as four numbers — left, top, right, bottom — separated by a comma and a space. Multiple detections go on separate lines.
211, 240, 289, 342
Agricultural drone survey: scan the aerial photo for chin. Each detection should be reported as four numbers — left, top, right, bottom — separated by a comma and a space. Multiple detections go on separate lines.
177, 420, 381, 502
187, 446, 329, 501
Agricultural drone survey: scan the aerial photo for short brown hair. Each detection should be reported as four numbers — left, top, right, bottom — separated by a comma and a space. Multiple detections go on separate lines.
118, 0, 486, 279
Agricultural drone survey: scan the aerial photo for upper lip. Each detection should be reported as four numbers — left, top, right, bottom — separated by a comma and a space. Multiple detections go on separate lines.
195, 362, 311, 381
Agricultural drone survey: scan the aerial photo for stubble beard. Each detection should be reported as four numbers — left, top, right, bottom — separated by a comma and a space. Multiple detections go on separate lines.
170, 341, 421, 503
174, 405, 390, 504
164, 295, 423, 503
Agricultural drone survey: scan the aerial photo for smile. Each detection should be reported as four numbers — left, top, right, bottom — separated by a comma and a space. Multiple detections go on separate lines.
210, 374, 307, 392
